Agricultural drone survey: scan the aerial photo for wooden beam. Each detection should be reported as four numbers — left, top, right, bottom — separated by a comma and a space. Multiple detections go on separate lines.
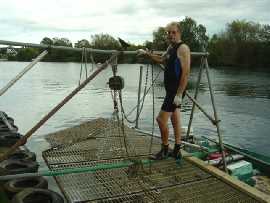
183, 152, 270, 203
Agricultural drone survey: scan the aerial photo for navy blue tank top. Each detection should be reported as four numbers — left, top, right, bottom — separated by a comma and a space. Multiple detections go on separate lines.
164, 42, 183, 94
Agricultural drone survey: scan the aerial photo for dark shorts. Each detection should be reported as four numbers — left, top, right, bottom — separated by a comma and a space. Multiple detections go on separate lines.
161, 93, 177, 112
161, 91, 186, 112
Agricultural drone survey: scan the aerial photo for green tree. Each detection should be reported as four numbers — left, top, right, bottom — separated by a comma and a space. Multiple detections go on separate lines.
75, 39, 91, 48
16, 48, 39, 61
52, 38, 73, 47
144, 40, 153, 50
208, 20, 270, 67
179, 17, 209, 51
259, 24, 270, 42
151, 17, 209, 52
226, 20, 261, 42
40, 37, 53, 45
91, 34, 120, 50
152, 27, 167, 50
90, 34, 121, 62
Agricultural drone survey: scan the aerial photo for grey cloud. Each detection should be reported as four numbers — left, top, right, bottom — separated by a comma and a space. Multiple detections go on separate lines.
113, 4, 139, 15
1, 0, 270, 44
0, 18, 95, 33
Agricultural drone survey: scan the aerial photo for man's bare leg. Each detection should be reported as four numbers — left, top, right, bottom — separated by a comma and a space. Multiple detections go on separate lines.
150, 110, 171, 160
156, 110, 171, 145
171, 108, 181, 144
170, 108, 182, 159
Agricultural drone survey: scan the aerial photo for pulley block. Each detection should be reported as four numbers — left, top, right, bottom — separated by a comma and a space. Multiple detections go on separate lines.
108, 76, 124, 90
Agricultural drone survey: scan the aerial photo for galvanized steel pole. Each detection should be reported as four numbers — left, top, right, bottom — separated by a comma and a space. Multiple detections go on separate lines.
186, 58, 204, 140
185, 91, 217, 124
0, 40, 208, 56
204, 58, 228, 172
0, 50, 48, 97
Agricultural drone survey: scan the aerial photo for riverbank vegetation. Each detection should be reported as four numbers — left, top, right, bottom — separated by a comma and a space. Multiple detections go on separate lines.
1, 17, 269, 68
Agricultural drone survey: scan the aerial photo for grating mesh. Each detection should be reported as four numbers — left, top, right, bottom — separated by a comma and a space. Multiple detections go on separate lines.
43, 119, 260, 203
46, 118, 109, 147
44, 118, 160, 165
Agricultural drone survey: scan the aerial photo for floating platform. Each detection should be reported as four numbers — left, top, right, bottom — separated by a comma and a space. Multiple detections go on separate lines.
43, 118, 270, 202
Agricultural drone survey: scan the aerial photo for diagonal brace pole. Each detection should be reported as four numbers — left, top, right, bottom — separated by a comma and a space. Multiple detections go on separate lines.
0, 50, 48, 97
0, 52, 120, 162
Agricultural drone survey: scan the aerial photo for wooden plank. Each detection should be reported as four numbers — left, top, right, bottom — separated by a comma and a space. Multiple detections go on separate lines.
183, 152, 270, 203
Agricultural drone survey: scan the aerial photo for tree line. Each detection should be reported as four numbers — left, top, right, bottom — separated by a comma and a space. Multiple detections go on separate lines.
2, 17, 270, 68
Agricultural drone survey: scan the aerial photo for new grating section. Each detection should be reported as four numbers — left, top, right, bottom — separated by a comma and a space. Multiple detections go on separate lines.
43, 118, 260, 202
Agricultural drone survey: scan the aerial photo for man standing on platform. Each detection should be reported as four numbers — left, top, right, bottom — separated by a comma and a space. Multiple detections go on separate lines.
137, 22, 191, 160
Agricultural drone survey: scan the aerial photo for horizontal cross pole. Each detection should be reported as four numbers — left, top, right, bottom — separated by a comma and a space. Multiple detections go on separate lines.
0, 40, 208, 56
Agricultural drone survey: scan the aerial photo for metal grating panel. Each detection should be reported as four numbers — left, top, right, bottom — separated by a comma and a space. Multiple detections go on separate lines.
44, 157, 259, 202
43, 119, 260, 203
159, 177, 258, 203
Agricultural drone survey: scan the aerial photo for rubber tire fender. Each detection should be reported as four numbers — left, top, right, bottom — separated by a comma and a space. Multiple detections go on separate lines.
0, 124, 18, 132
0, 116, 15, 125
0, 133, 22, 147
0, 132, 21, 138
9, 150, 36, 162
0, 160, 39, 175
4, 176, 48, 198
12, 188, 64, 203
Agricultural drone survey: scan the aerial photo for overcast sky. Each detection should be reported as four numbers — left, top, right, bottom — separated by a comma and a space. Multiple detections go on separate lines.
0, 0, 269, 45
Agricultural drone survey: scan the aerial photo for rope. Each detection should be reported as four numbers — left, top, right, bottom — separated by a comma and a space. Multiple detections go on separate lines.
78, 48, 96, 85
109, 56, 130, 159
90, 52, 96, 72
84, 47, 88, 79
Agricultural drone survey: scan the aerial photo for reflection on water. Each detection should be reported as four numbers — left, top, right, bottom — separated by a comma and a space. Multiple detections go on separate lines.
0, 62, 269, 158
223, 83, 270, 98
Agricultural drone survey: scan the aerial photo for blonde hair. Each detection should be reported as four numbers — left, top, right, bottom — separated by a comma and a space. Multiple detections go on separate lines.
166, 22, 181, 33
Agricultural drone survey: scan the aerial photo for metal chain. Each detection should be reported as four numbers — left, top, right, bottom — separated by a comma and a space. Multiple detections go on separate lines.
79, 48, 99, 85
127, 64, 162, 118
78, 47, 89, 85
120, 64, 162, 124
117, 65, 149, 123
149, 63, 155, 172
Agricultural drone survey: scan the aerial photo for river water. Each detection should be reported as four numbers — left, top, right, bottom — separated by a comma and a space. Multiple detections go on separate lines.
0, 61, 270, 160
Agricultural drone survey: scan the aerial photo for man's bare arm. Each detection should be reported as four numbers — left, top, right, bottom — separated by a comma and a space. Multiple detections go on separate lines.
138, 47, 170, 64
177, 44, 191, 95
145, 52, 164, 64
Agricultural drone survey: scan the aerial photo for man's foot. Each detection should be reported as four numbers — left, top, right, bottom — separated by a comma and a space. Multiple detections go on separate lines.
169, 144, 182, 160
150, 144, 169, 160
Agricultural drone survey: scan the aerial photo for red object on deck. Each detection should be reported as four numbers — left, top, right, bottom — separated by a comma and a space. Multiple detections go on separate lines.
207, 151, 228, 160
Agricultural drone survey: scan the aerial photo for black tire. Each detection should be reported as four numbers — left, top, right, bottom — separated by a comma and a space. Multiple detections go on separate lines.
4, 176, 48, 198
0, 132, 22, 137
0, 124, 18, 132
0, 117, 15, 125
0, 111, 8, 117
12, 188, 64, 203
9, 150, 36, 162
0, 160, 39, 175
0, 133, 22, 147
